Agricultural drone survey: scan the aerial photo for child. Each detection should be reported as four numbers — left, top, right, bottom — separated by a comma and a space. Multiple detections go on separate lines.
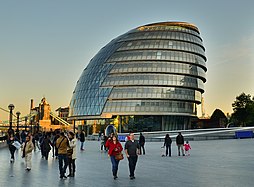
184, 141, 191, 156
22, 136, 34, 171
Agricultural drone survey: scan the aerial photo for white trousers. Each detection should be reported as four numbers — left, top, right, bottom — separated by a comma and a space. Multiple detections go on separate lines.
25, 152, 32, 169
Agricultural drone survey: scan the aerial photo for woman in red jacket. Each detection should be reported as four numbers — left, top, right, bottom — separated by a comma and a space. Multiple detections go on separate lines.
105, 134, 123, 179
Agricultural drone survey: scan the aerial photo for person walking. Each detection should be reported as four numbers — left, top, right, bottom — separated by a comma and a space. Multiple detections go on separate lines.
33, 131, 40, 151
7, 133, 19, 163
80, 130, 85, 151
163, 134, 172, 157
53, 131, 60, 158
105, 134, 123, 179
138, 133, 145, 155
67, 132, 77, 177
176, 132, 185, 156
22, 135, 34, 171
184, 141, 191, 156
100, 133, 106, 152
56, 132, 69, 179
124, 133, 140, 180
39, 132, 46, 159
42, 134, 52, 160
15, 131, 21, 143
98, 131, 102, 141
20, 130, 27, 144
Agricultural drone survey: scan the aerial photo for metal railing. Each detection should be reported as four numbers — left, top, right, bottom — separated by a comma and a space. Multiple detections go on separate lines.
49, 112, 71, 126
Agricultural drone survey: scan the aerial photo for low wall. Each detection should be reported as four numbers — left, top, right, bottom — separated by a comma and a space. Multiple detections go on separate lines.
87, 127, 254, 142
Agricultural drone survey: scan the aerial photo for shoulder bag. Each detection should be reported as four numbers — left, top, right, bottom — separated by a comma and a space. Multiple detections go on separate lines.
115, 152, 124, 160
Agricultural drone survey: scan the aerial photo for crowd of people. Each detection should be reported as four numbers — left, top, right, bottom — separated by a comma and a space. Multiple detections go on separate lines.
6, 129, 82, 179
6, 129, 191, 180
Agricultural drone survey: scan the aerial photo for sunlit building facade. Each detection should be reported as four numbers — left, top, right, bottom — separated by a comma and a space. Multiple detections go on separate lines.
69, 22, 207, 133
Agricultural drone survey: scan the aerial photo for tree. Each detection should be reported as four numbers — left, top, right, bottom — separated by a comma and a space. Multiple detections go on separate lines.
231, 93, 254, 126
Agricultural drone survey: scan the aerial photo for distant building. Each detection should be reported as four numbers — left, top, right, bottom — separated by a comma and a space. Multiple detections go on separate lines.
39, 97, 51, 120
55, 107, 69, 122
196, 109, 228, 128
30, 97, 62, 131
69, 22, 207, 133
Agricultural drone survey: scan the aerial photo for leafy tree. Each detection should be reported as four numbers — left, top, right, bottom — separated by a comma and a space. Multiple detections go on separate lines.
231, 93, 254, 126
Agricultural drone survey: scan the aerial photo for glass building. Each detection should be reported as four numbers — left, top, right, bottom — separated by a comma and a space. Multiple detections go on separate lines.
69, 22, 207, 133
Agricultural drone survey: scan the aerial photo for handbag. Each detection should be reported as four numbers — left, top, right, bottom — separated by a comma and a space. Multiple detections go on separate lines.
115, 152, 124, 160
12, 141, 21, 149
67, 148, 73, 155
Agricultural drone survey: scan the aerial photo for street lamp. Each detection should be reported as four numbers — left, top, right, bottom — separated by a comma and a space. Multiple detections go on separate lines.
25, 116, 28, 131
30, 116, 34, 133
8, 104, 15, 135
16, 111, 21, 132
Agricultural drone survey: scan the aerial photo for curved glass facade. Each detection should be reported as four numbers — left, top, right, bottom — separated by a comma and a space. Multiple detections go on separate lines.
69, 22, 207, 131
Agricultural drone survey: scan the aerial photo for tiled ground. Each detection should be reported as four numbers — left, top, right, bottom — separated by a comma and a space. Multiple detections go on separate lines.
0, 139, 253, 187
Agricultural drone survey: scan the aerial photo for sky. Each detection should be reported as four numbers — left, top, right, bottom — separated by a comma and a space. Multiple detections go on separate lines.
1, 0, 254, 120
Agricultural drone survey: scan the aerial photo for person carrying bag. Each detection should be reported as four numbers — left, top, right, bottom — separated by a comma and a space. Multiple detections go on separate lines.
105, 134, 123, 180
67, 132, 77, 177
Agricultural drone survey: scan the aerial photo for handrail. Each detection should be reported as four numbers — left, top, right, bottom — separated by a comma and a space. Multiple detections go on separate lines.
1, 112, 38, 125
49, 112, 71, 126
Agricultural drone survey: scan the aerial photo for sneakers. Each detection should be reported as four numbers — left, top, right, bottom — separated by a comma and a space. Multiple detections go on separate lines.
113, 176, 118, 180
26, 168, 31, 171
10, 158, 14, 163
130, 176, 135, 180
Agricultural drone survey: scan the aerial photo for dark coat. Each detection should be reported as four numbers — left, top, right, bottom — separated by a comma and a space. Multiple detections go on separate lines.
139, 135, 145, 145
42, 138, 52, 152
80, 132, 85, 142
164, 136, 172, 146
176, 134, 184, 145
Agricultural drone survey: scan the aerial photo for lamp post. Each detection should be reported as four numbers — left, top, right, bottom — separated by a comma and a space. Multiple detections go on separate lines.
8, 104, 15, 135
16, 111, 21, 132
30, 116, 34, 133
25, 116, 28, 131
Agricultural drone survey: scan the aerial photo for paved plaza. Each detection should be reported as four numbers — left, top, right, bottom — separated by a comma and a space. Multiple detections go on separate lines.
0, 139, 253, 187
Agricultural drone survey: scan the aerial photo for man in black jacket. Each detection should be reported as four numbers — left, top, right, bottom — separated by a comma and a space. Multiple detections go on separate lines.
80, 130, 85, 151
138, 133, 145, 155
176, 132, 185, 156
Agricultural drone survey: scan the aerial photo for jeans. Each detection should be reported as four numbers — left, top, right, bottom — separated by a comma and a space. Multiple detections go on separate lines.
58, 154, 68, 177
110, 156, 120, 176
128, 155, 138, 177
165, 144, 171, 156
9, 145, 16, 160
80, 141, 85, 150
140, 144, 145, 155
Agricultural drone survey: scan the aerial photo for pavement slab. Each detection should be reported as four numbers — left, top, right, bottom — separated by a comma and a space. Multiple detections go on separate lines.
0, 139, 253, 187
